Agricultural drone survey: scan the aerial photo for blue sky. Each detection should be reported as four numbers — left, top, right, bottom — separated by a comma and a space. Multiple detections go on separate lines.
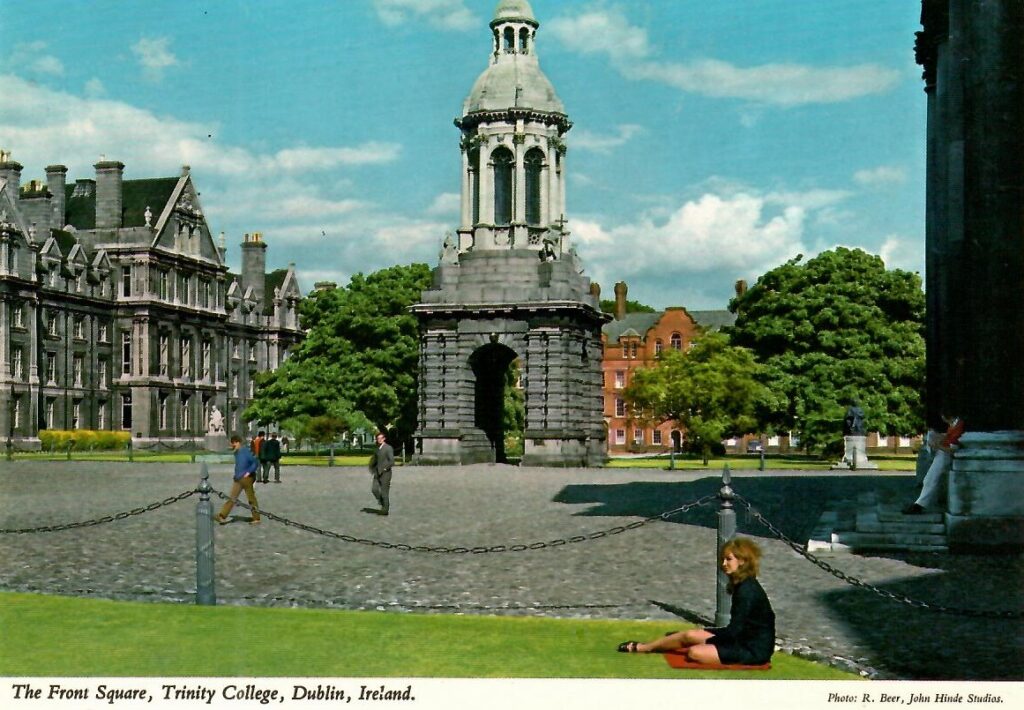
1, 0, 926, 310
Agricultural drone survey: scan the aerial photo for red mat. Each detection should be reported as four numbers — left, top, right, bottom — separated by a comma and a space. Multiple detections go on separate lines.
663, 651, 771, 671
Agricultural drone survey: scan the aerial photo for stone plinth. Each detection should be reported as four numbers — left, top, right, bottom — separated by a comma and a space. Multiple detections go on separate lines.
946, 431, 1024, 548
831, 435, 879, 470
204, 432, 230, 453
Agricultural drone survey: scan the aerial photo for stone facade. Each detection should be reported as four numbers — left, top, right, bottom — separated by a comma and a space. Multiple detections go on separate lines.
0, 157, 303, 448
916, 0, 1024, 547
411, 0, 608, 466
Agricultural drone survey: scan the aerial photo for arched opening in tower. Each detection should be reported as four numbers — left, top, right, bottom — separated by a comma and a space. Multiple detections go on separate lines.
469, 343, 523, 463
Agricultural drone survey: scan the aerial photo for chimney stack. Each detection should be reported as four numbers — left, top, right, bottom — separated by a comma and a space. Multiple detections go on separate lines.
734, 279, 748, 298
94, 160, 125, 230
0, 151, 23, 196
241, 232, 268, 312
46, 165, 67, 229
614, 281, 628, 321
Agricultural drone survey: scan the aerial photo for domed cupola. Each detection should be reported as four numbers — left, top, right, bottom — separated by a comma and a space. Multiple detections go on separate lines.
455, 0, 572, 254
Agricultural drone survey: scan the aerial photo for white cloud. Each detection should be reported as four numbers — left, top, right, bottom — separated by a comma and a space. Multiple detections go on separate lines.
879, 234, 923, 273
372, 0, 475, 31
626, 59, 901, 107
426, 192, 460, 215
83, 78, 106, 98
853, 165, 907, 186
549, 8, 901, 106
0, 74, 400, 178
547, 10, 651, 62
6, 41, 65, 76
571, 124, 644, 154
131, 37, 180, 80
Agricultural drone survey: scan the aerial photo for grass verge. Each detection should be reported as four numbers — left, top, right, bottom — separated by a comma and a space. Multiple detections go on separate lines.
0, 592, 857, 679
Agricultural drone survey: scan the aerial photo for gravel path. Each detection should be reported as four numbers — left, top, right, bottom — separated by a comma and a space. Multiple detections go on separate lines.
1, 461, 1021, 680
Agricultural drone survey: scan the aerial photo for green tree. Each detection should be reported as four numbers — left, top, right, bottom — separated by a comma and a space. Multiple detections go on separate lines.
502, 359, 525, 458
600, 298, 656, 315
246, 263, 433, 452
624, 331, 769, 464
727, 247, 925, 454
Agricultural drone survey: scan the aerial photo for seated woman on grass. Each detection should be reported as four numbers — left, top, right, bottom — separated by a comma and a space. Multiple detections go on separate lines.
618, 537, 776, 665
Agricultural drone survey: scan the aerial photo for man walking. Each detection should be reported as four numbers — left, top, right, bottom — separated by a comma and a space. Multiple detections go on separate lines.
215, 435, 261, 525
261, 432, 282, 483
368, 432, 395, 516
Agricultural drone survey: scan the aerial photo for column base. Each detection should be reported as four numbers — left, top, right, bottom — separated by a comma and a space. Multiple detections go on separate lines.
947, 430, 1024, 549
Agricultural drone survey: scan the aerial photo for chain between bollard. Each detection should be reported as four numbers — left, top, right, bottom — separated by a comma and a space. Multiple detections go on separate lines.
0, 489, 198, 534
209, 487, 719, 554
732, 493, 1024, 620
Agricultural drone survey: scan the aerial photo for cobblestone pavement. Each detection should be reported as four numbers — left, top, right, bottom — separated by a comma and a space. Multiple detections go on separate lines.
1, 461, 1021, 680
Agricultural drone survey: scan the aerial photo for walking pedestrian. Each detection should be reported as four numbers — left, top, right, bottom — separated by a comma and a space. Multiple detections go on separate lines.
261, 432, 282, 483
214, 435, 261, 525
368, 432, 394, 516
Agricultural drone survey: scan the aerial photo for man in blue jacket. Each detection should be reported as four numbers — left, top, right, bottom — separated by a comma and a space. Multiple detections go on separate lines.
214, 435, 261, 525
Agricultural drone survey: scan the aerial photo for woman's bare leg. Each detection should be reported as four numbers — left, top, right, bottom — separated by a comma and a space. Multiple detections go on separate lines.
686, 643, 722, 664
636, 629, 713, 653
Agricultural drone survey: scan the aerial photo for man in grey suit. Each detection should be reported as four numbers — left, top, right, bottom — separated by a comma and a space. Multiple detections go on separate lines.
369, 432, 395, 516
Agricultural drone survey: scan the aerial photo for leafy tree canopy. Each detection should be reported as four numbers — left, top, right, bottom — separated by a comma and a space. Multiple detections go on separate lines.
246, 263, 433, 449
624, 331, 770, 462
727, 247, 925, 453
600, 298, 657, 315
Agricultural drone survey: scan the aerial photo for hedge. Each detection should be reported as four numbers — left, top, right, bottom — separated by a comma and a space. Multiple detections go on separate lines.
37, 430, 131, 451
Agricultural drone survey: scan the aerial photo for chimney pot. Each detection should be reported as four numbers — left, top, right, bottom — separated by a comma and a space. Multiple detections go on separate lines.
614, 281, 628, 321
734, 279, 748, 297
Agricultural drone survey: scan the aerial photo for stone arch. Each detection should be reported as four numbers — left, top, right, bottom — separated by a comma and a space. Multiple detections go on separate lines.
468, 341, 519, 462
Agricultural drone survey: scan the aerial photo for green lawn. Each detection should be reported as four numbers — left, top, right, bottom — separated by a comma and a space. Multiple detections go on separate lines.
5, 452, 377, 466
0, 592, 858, 679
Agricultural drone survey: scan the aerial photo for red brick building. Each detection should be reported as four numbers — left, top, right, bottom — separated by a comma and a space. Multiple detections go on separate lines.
601, 282, 735, 455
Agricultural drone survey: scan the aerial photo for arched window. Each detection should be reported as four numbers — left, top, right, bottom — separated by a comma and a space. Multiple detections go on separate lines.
670, 333, 682, 351
503, 27, 515, 52
524, 148, 544, 225
492, 147, 514, 225
469, 148, 480, 224
519, 27, 529, 53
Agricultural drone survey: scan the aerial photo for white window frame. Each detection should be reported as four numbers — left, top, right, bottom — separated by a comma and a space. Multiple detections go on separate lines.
615, 397, 626, 418
615, 428, 626, 445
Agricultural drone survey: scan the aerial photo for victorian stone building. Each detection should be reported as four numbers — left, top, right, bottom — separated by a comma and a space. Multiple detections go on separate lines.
411, 0, 609, 466
0, 155, 303, 447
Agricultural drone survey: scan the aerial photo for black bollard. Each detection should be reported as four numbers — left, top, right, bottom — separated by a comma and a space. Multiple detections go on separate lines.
127, 438, 133, 463
715, 463, 736, 627
759, 449, 765, 471
195, 464, 216, 605
329, 445, 335, 467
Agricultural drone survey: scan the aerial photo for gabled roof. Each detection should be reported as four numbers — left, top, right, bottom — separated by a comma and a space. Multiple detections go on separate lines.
689, 309, 736, 330
52, 229, 78, 256
64, 176, 179, 231
602, 312, 661, 344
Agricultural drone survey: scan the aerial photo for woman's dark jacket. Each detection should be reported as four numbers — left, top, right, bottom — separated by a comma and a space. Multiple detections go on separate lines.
707, 577, 776, 664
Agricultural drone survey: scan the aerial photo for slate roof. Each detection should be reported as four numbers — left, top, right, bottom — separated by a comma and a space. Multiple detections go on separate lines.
264, 268, 289, 311
601, 309, 736, 344
64, 176, 178, 230
52, 229, 78, 255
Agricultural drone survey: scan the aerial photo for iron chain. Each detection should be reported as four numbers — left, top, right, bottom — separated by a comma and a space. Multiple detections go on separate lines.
211, 487, 718, 554
0, 489, 198, 534
733, 493, 1024, 620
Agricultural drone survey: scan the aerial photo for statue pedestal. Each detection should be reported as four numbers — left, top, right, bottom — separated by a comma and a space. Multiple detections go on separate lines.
831, 435, 878, 470
946, 431, 1024, 549
204, 432, 230, 453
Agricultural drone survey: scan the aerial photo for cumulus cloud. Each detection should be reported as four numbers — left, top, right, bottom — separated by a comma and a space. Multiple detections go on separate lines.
372, 0, 475, 31
548, 8, 901, 106
131, 37, 180, 80
426, 192, 460, 215
571, 124, 644, 154
853, 165, 907, 186
0, 74, 400, 178
571, 187, 861, 308
879, 234, 923, 273
547, 9, 651, 62
5, 41, 65, 76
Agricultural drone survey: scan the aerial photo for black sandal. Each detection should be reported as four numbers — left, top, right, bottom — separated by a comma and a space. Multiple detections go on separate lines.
617, 641, 640, 653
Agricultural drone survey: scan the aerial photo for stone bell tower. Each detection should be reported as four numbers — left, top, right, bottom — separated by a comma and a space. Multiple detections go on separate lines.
411, 0, 609, 467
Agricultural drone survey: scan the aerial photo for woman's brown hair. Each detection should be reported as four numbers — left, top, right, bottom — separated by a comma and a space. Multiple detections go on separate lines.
721, 536, 762, 586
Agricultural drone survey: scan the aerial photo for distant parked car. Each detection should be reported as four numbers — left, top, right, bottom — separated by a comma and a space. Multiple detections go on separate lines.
746, 440, 764, 453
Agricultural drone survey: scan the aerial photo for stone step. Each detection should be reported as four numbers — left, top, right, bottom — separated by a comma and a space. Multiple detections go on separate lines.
834, 531, 948, 548
876, 504, 943, 523
856, 511, 946, 534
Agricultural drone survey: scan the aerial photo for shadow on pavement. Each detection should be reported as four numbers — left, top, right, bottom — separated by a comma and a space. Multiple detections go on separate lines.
553, 474, 911, 542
